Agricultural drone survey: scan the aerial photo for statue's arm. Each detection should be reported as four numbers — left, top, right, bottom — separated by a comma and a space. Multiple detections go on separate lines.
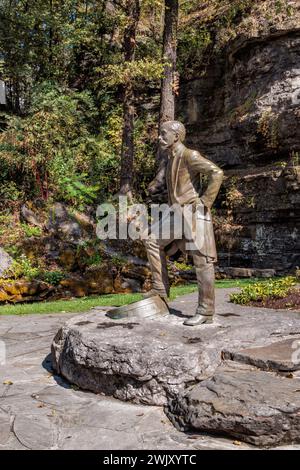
186, 150, 224, 209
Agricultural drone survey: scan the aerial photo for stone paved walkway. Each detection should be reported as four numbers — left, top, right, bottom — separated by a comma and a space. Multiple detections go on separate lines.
0, 288, 299, 450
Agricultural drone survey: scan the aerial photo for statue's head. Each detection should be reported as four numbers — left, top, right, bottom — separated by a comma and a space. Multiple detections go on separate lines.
159, 121, 186, 150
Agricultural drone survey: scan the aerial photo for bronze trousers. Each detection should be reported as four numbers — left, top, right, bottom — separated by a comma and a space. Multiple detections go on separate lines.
143, 210, 215, 316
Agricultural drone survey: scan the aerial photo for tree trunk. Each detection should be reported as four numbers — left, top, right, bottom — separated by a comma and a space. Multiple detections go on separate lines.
148, 0, 178, 196
159, 0, 178, 132
119, 0, 140, 200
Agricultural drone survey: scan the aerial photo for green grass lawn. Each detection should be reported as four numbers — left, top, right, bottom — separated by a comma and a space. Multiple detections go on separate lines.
0, 277, 272, 316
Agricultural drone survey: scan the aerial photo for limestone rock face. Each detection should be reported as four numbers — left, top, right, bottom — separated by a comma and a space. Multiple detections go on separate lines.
167, 361, 300, 447
179, 25, 300, 272
181, 32, 300, 169
215, 166, 300, 273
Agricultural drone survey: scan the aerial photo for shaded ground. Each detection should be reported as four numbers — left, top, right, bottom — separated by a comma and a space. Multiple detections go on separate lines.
0, 288, 300, 450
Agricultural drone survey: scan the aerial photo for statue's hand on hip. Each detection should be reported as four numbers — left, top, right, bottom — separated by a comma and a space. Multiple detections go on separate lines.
194, 197, 212, 222
195, 196, 212, 210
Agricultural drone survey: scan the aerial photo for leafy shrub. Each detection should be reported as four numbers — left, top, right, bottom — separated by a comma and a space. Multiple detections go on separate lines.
0, 181, 22, 204
21, 223, 42, 238
230, 276, 296, 305
0, 82, 102, 205
111, 254, 127, 267
178, 26, 212, 75
0, 213, 14, 237
173, 261, 192, 272
59, 175, 100, 209
133, 115, 157, 196
41, 271, 66, 286
86, 253, 103, 266
3, 255, 40, 280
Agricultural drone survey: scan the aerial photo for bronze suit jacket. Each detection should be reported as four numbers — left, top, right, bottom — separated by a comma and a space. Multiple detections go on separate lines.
166, 143, 223, 259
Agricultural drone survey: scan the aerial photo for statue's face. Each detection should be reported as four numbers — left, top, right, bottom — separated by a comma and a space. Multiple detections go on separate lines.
159, 126, 178, 150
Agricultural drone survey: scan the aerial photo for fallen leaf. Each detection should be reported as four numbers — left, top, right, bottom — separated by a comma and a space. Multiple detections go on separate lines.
3, 380, 13, 385
233, 440, 242, 446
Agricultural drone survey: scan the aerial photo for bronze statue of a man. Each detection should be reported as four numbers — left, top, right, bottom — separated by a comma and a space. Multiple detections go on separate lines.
143, 121, 223, 326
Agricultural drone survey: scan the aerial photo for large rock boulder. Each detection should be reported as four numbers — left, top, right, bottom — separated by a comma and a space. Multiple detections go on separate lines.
51, 295, 300, 446
47, 203, 82, 242
223, 337, 300, 373
0, 247, 13, 277
20, 204, 42, 227
167, 361, 300, 447
51, 311, 207, 406
0, 280, 51, 303
82, 265, 115, 295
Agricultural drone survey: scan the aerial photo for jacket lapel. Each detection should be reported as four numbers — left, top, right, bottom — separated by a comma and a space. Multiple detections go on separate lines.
172, 143, 185, 202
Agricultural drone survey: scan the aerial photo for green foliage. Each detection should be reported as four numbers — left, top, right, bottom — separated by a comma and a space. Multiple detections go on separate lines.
0, 284, 199, 316
177, 0, 252, 75
230, 276, 296, 305
217, 0, 250, 27
110, 254, 127, 268
0, 0, 118, 111
89, 108, 123, 198
21, 223, 42, 238
228, 91, 258, 123
3, 255, 40, 281
274, 0, 293, 15
0, 0, 296, 220
0, 181, 22, 203
41, 270, 65, 286
0, 82, 104, 205
102, 59, 164, 87
133, 115, 157, 196
173, 261, 192, 272
1, 244, 20, 259
60, 175, 100, 209
0, 280, 270, 315
178, 26, 212, 75
291, 151, 299, 167
223, 177, 244, 210
257, 110, 279, 149
86, 253, 103, 267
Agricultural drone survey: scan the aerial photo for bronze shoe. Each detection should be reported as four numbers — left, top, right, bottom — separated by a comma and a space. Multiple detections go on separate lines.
183, 314, 213, 326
